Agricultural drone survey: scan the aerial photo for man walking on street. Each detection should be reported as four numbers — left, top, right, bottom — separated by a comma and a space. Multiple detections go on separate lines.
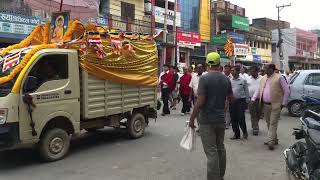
189, 64, 205, 128
229, 66, 250, 140
251, 64, 290, 150
223, 64, 232, 129
189, 52, 233, 180
247, 66, 262, 136
160, 64, 174, 116
179, 67, 192, 115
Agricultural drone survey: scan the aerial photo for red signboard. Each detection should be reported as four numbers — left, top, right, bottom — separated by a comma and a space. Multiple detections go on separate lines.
176, 30, 201, 47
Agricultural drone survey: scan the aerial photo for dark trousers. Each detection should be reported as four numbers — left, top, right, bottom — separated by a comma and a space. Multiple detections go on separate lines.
161, 88, 170, 114
229, 98, 247, 137
181, 94, 191, 113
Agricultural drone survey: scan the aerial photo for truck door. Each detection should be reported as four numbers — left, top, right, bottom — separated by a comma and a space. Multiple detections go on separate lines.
304, 73, 320, 99
19, 53, 80, 141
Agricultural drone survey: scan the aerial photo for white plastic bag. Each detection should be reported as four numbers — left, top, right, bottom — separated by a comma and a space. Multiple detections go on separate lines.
180, 125, 196, 151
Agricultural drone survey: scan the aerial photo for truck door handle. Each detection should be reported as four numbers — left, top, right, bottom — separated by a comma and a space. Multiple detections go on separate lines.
64, 90, 72, 94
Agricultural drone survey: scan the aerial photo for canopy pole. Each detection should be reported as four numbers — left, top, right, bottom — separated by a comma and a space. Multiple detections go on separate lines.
59, 0, 63, 11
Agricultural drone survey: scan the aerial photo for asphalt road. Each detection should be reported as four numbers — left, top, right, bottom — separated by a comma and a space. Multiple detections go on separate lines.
0, 109, 300, 180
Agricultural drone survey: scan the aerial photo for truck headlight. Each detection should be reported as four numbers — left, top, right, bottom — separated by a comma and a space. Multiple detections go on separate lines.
0, 109, 8, 125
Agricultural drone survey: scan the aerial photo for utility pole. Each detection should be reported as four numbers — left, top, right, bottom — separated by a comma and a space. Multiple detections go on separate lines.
276, 3, 291, 72
163, 0, 168, 66
173, 0, 177, 66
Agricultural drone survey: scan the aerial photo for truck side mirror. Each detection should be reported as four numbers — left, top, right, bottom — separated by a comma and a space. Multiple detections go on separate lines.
23, 76, 39, 93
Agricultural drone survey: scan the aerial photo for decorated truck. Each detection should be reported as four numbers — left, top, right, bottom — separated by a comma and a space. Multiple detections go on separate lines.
0, 19, 158, 161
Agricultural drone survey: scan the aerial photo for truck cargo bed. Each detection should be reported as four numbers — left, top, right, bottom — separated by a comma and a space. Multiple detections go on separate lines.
80, 70, 157, 119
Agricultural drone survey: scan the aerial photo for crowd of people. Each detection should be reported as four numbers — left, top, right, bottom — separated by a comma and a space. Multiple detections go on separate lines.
159, 52, 290, 180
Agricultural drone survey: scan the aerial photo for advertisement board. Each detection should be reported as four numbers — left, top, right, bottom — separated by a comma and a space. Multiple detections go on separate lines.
233, 43, 249, 56
154, 6, 181, 27
177, 30, 201, 47
0, 13, 42, 35
232, 15, 249, 31
211, 34, 227, 45
211, 32, 245, 45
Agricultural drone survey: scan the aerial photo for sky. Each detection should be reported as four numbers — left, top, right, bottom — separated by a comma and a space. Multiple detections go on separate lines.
229, 0, 320, 30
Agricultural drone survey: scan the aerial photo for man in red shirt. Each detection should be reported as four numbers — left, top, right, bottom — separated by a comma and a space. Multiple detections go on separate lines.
179, 66, 192, 115
160, 64, 174, 116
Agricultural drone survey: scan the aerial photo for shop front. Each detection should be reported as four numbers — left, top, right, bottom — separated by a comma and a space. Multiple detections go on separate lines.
0, 12, 43, 46
176, 30, 201, 67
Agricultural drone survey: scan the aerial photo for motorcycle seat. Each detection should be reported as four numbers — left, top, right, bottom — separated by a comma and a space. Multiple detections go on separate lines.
308, 129, 320, 145
303, 117, 320, 131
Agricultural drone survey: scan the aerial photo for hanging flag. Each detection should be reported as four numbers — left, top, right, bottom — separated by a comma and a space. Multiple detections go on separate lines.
88, 31, 102, 45
2, 51, 21, 72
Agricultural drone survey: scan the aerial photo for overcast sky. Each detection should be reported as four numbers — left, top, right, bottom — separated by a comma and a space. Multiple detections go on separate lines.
229, 0, 320, 30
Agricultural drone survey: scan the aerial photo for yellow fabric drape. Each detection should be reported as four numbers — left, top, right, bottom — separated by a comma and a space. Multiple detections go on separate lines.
71, 39, 159, 87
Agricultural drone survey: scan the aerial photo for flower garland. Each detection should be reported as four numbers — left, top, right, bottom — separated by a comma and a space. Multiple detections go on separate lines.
0, 24, 43, 57
0, 44, 58, 85
43, 21, 51, 44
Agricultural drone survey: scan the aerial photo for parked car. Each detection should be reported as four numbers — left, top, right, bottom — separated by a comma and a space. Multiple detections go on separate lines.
288, 70, 320, 117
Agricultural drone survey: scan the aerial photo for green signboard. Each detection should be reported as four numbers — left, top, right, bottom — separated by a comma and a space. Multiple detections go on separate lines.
232, 15, 249, 31
211, 34, 227, 45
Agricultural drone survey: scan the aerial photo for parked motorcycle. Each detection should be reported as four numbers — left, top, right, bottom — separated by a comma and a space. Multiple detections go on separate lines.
301, 96, 320, 114
284, 110, 320, 180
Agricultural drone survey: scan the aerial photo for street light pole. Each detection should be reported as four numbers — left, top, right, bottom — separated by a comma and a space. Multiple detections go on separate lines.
276, 3, 291, 72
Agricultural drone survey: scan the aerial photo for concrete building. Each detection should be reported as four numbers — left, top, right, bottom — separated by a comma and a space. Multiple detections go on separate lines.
272, 28, 320, 71
252, 18, 290, 31
153, 0, 180, 67
211, 0, 247, 65
245, 26, 272, 64
0, 0, 41, 46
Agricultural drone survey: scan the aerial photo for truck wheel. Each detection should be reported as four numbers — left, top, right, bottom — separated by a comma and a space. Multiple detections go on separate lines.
127, 113, 146, 139
38, 128, 70, 162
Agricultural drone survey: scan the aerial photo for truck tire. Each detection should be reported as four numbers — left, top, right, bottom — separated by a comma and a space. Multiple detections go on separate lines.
38, 128, 70, 162
127, 113, 146, 139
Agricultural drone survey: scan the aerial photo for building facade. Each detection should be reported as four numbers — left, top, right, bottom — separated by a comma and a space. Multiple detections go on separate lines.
272, 28, 320, 71
0, 0, 42, 46
252, 18, 290, 31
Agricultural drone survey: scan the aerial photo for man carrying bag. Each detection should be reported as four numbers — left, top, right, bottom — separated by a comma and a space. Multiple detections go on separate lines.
189, 52, 233, 180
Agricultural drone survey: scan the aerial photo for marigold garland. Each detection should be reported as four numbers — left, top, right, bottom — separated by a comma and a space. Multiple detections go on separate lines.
0, 44, 58, 85
0, 24, 43, 57
43, 21, 51, 44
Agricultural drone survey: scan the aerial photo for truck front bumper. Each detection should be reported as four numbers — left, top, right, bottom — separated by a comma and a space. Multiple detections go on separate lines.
0, 122, 19, 150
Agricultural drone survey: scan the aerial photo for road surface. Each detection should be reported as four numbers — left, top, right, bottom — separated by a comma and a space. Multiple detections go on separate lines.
0, 109, 299, 180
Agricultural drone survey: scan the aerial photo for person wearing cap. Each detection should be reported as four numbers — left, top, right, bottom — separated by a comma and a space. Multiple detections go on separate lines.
189, 52, 233, 180
251, 64, 290, 150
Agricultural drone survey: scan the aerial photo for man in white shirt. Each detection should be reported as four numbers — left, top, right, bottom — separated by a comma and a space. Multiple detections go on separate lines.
189, 64, 205, 129
240, 66, 249, 81
223, 64, 232, 129
247, 66, 262, 135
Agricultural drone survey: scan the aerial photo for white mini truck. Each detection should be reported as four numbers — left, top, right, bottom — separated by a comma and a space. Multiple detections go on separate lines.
0, 49, 157, 161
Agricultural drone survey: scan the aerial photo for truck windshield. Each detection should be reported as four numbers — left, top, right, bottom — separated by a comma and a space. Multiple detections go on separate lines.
0, 67, 17, 97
